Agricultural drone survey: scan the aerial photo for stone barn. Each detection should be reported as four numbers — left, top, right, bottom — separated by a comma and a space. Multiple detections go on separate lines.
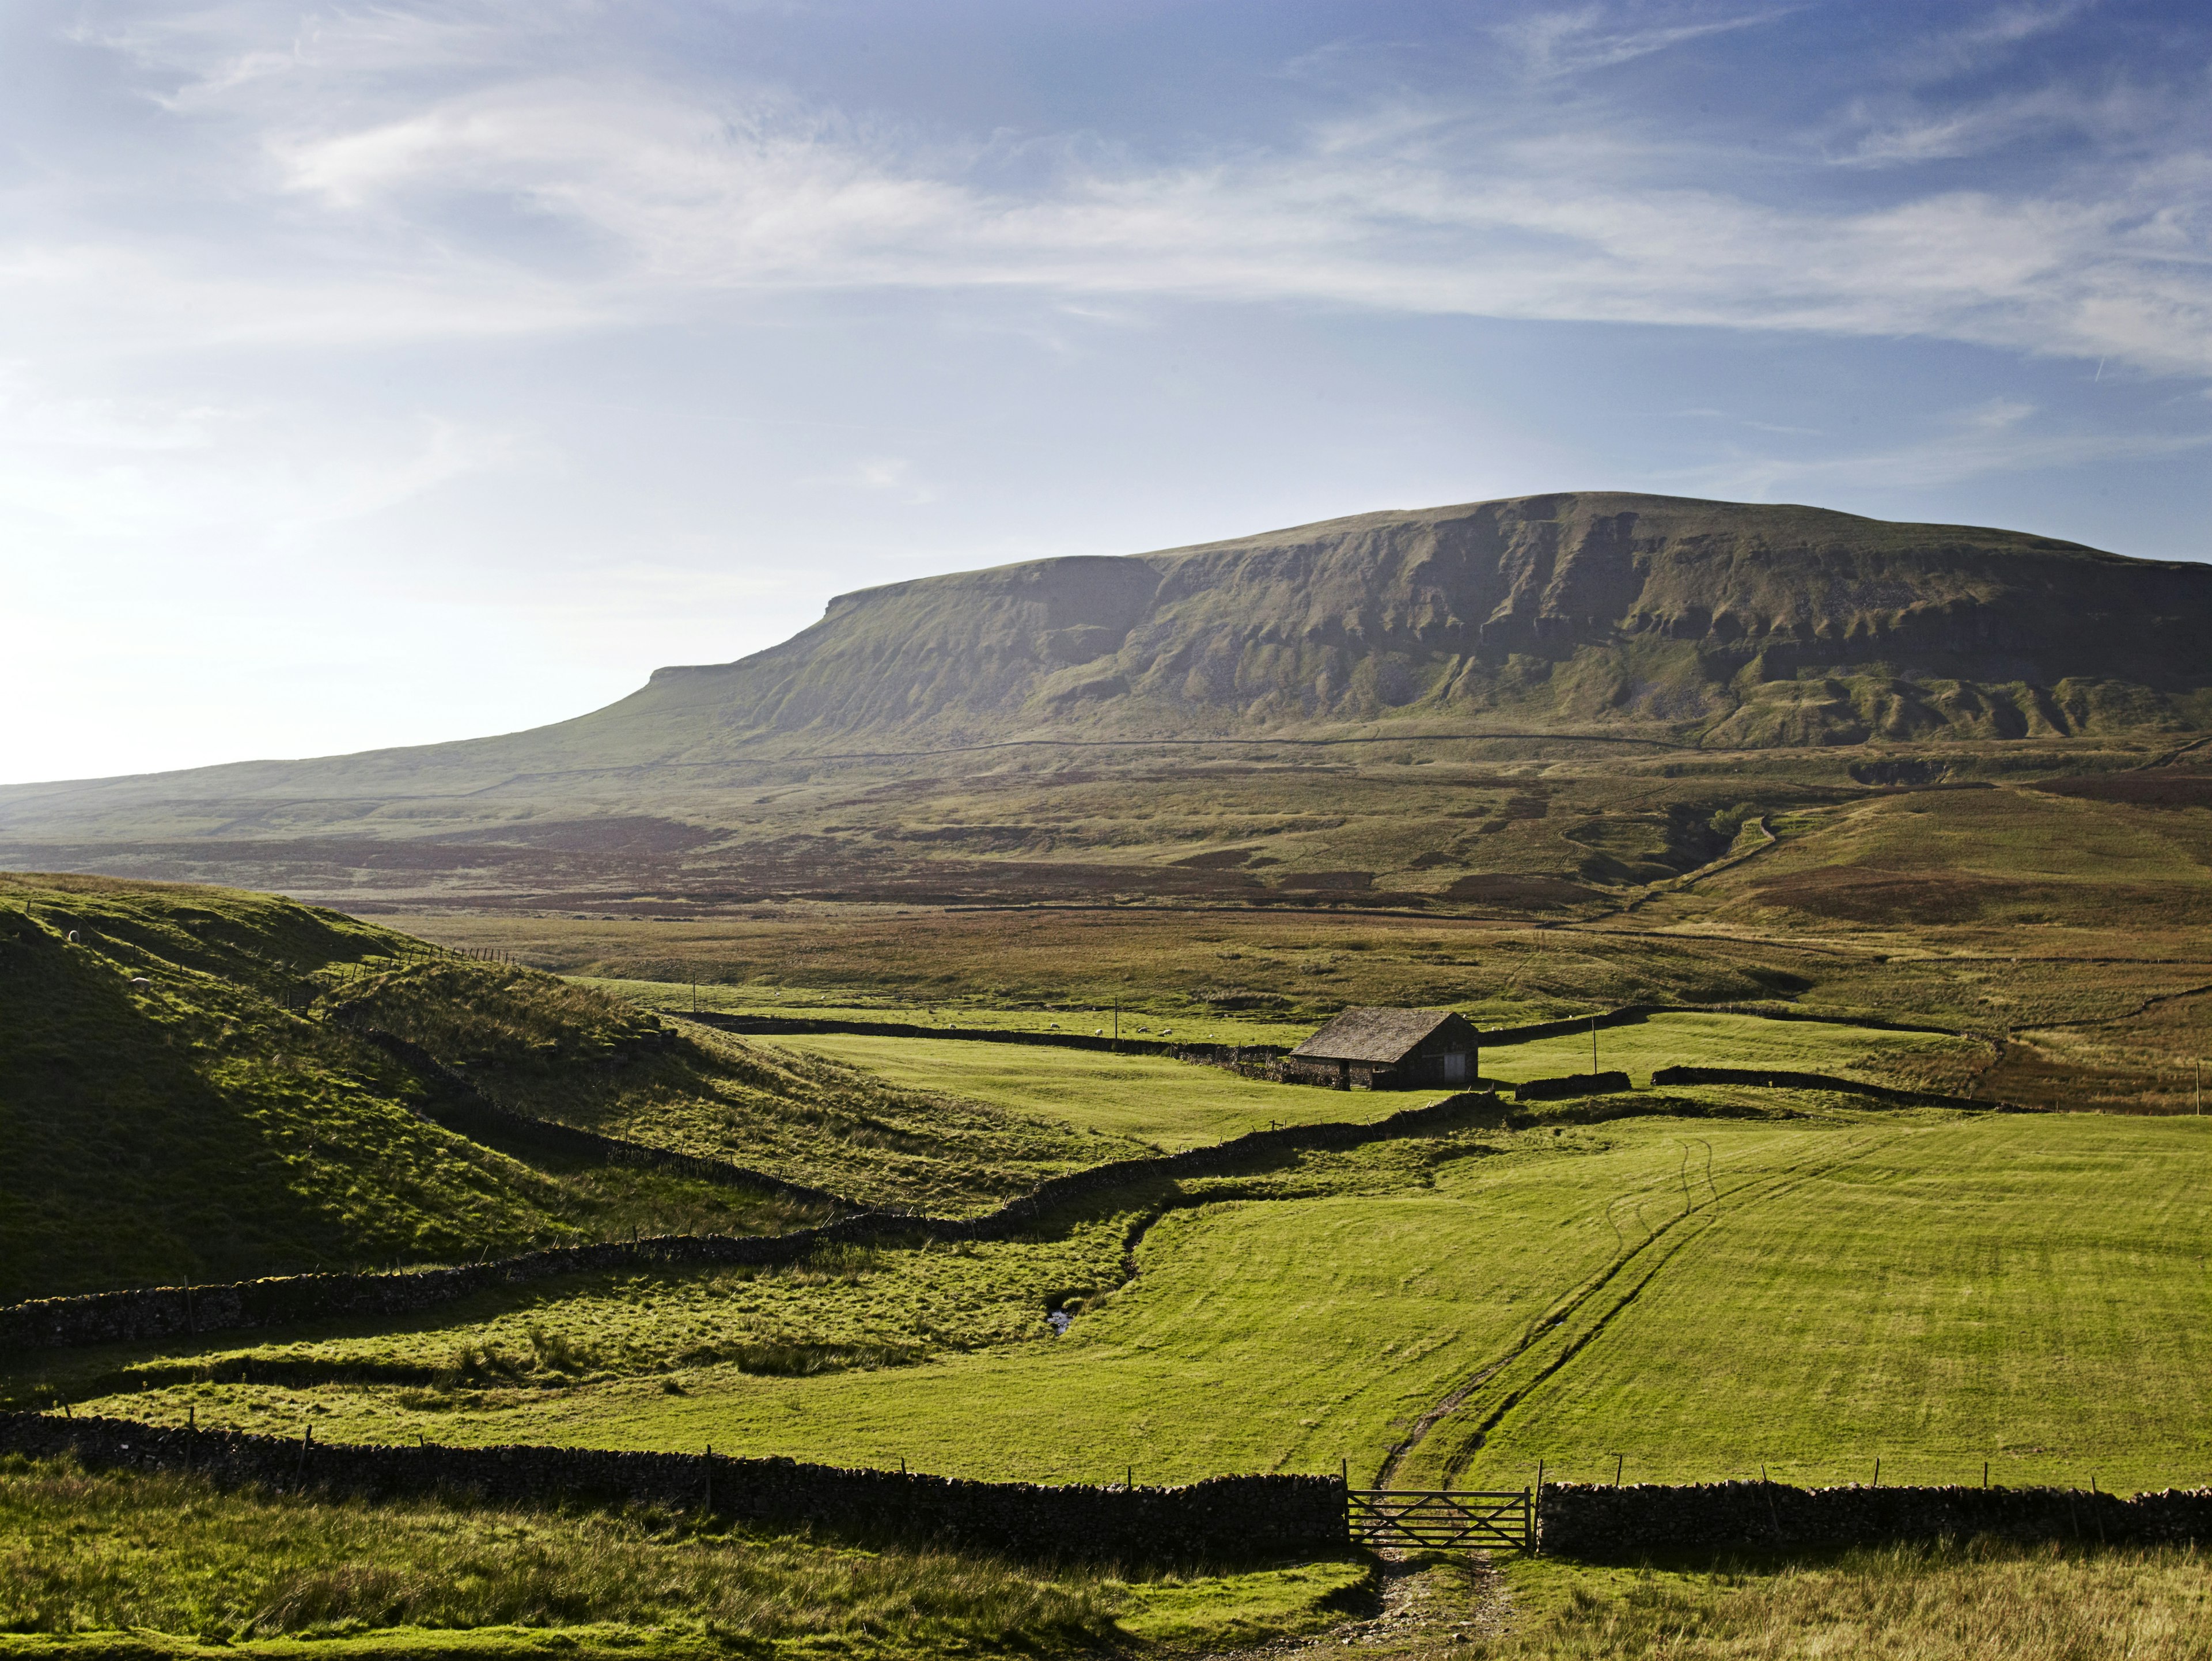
1282, 1007, 1480, 1089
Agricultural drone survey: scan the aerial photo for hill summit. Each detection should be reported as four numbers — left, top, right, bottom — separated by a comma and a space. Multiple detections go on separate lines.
577, 491, 2212, 754
3, 494, 2208, 851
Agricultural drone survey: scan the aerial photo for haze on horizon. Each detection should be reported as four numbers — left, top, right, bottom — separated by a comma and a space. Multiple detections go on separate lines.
5, 0, 2210, 787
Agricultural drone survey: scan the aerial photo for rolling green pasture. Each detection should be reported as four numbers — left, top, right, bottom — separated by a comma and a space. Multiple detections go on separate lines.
56, 1106, 2212, 1496
1478, 1009, 1980, 1088
1425, 1110, 2212, 1494
759, 1032, 1445, 1148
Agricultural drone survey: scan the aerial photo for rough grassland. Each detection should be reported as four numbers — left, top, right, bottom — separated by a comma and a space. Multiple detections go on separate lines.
416, 907, 1830, 1031
8, 1221, 1137, 1416
1718, 784, 2212, 932
384, 773, 2212, 1120
1475, 1542, 2212, 1661
756, 1032, 1444, 1148
0, 1455, 1368, 1658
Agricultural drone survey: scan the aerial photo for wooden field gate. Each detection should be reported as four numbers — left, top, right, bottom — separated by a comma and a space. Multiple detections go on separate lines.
1347, 1486, 1535, 1551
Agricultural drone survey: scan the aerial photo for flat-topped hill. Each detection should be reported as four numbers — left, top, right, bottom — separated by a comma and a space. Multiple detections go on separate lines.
612, 491, 2209, 752
2, 494, 2205, 908
7, 495, 2209, 827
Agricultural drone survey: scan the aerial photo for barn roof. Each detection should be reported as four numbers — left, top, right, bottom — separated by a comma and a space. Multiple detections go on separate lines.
1289, 1006, 1472, 1064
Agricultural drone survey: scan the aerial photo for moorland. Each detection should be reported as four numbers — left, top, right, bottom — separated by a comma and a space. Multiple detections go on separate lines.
7, 493, 2212, 1658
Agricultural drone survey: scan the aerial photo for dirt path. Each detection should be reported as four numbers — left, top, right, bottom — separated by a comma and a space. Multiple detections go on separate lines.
1199, 1547, 1514, 1660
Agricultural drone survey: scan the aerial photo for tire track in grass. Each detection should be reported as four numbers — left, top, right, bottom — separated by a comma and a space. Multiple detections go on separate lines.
1372, 1152, 1794, 1486
1373, 1129, 1902, 1488
1428, 1129, 1905, 1488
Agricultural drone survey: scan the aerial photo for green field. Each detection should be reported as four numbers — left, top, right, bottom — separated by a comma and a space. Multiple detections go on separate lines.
759, 1031, 1446, 1148
1425, 1109, 2212, 1493
585, 977, 1320, 1049
39, 1104, 2212, 1499
623, 999, 1975, 1152
1477, 1009, 1980, 1089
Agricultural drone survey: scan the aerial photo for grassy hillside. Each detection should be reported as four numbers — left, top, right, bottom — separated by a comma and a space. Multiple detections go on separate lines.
334, 961, 1122, 1214
0, 875, 1124, 1303
0, 873, 594, 1301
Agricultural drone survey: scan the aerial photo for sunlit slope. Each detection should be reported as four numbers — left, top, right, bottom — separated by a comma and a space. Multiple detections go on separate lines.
1700, 780, 2212, 931
6, 493, 2207, 842
0, 873, 574, 1300
3, 875, 1074, 1300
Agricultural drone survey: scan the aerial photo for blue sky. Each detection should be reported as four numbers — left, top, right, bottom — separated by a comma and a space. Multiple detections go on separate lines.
4, 0, 2210, 782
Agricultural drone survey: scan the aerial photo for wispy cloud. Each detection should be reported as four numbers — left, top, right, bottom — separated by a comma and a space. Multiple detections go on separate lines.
1491, 5, 1795, 80
226, 81, 2212, 378
1672, 395, 2212, 497
11, 3, 2196, 388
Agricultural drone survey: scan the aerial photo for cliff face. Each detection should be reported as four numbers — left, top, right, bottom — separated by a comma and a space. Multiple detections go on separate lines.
599, 493, 2212, 750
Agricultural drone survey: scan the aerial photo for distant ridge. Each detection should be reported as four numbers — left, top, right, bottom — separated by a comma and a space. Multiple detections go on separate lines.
4, 493, 2208, 839
602, 491, 2209, 752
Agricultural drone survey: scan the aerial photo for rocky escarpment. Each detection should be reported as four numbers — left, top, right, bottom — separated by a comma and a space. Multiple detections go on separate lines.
596, 493, 2212, 749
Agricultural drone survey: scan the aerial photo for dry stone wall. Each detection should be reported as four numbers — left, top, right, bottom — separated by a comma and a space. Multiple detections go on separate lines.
1540, 1480, 2212, 1556
1649, 1066, 2025, 1111
0, 1412, 1343, 1567
1514, 1071, 1634, 1102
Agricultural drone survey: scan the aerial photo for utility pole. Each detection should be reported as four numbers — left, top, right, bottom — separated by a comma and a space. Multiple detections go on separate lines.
1113, 997, 1120, 1047
1590, 1014, 1599, 1074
